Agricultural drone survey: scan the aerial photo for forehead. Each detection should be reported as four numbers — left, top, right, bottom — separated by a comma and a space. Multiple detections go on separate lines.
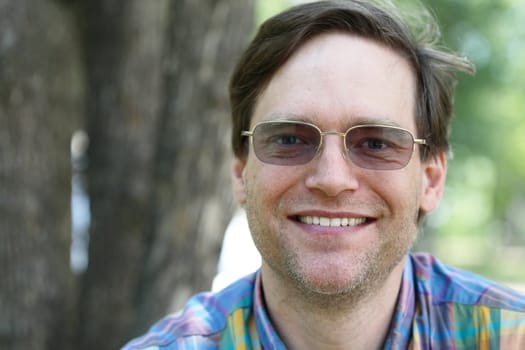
252, 33, 417, 130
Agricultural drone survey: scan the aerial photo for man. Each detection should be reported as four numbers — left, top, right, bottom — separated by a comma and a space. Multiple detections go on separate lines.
123, 1, 525, 349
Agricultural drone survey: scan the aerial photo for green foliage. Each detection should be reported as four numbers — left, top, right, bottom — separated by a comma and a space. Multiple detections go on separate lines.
255, 0, 294, 26
418, 0, 525, 282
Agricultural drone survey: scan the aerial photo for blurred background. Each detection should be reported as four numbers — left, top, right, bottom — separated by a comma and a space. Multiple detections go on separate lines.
1, 0, 524, 349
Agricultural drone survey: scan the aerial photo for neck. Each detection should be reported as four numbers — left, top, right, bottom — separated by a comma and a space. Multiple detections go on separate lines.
261, 258, 405, 350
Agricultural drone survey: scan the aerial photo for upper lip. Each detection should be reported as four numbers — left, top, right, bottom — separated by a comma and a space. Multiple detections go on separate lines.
291, 210, 372, 219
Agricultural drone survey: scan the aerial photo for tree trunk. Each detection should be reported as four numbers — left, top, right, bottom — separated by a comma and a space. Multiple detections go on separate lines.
75, 0, 255, 349
75, 1, 170, 349
134, 0, 255, 333
0, 1, 83, 349
0, 0, 255, 348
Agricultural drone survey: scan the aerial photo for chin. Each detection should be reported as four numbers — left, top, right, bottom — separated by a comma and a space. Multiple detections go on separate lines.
289, 249, 404, 301
291, 261, 368, 296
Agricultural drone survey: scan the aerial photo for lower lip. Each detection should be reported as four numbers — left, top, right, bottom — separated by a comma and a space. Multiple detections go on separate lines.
291, 218, 372, 235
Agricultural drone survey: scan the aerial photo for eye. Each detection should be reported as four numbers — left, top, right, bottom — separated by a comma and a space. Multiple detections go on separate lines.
274, 134, 304, 145
365, 138, 388, 150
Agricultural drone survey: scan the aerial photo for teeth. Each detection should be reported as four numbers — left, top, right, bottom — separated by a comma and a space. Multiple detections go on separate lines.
330, 218, 341, 226
298, 216, 366, 227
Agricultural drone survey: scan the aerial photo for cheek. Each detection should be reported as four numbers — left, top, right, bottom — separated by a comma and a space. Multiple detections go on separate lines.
246, 163, 302, 200
374, 168, 423, 212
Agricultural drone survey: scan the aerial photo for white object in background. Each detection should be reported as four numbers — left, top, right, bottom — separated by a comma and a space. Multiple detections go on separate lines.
212, 209, 261, 291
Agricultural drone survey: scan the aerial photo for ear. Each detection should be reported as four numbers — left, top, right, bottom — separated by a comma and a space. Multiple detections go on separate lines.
231, 157, 247, 206
419, 151, 447, 214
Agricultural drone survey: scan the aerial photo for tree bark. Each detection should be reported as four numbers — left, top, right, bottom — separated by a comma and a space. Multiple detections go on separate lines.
75, 1, 170, 349
134, 0, 255, 334
0, 0, 254, 349
0, 1, 83, 349
76, 0, 255, 348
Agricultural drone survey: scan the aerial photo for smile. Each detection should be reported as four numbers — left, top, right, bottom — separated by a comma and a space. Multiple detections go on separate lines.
297, 216, 367, 227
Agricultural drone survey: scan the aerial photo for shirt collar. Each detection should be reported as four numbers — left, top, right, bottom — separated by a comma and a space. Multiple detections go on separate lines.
252, 270, 287, 349
382, 255, 416, 348
250, 256, 416, 349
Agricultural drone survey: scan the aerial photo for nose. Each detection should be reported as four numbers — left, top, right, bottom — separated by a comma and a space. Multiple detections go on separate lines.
304, 134, 360, 197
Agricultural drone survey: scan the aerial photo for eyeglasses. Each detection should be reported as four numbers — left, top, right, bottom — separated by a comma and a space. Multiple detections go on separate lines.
241, 120, 427, 170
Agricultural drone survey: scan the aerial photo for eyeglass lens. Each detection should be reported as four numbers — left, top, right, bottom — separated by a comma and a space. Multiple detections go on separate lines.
250, 122, 416, 170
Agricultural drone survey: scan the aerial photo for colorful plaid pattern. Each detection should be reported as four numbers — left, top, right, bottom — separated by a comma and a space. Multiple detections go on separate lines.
122, 253, 525, 349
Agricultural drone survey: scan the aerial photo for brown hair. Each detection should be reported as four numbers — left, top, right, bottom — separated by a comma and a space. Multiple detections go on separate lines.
229, 0, 474, 160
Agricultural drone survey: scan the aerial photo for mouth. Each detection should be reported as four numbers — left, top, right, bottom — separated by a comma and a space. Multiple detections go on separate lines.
294, 215, 369, 227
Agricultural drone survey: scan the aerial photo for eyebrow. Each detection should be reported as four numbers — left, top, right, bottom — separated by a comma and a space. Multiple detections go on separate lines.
261, 113, 405, 129
261, 112, 308, 122
349, 116, 404, 128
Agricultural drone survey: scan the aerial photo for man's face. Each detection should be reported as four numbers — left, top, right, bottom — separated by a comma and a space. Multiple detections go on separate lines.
232, 33, 446, 296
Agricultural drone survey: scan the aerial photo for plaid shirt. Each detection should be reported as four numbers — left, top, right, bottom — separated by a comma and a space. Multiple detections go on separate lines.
122, 253, 525, 349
